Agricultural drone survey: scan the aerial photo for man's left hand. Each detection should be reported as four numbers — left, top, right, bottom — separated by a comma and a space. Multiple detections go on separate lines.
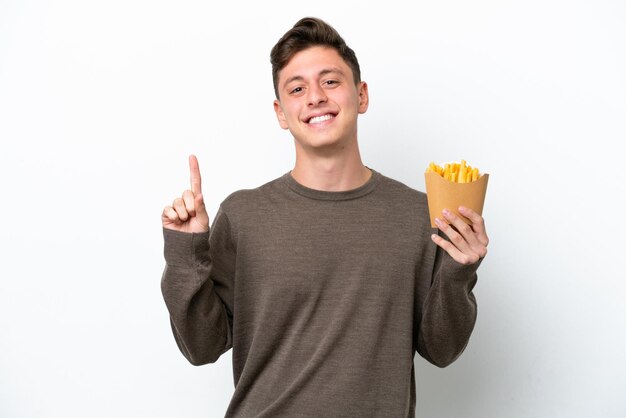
431, 206, 489, 265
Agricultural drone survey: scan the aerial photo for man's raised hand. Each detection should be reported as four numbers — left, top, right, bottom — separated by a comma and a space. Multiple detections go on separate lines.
161, 155, 210, 233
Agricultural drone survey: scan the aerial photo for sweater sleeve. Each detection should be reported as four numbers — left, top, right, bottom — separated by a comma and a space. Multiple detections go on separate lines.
160, 207, 236, 366
415, 238, 481, 368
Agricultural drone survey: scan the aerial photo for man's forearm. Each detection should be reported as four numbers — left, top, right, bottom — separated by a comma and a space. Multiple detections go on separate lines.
416, 254, 480, 367
161, 228, 232, 365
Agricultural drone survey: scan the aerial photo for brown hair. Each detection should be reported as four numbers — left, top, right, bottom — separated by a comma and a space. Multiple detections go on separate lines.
270, 17, 361, 99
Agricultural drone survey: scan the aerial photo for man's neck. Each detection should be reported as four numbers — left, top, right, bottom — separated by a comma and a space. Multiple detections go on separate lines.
290, 142, 372, 192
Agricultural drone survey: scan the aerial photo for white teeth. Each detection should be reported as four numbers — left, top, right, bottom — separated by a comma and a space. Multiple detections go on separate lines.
308, 114, 334, 124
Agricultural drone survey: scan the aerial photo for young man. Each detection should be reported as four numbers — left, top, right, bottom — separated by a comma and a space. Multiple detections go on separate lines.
161, 17, 488, 417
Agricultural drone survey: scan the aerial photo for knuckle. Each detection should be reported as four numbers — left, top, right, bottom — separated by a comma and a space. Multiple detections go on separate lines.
450, 232, 463, 245
458, 223, 472, 235
462, 254, 477, 265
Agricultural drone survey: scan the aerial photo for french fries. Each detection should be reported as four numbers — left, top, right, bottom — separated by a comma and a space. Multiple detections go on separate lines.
425, 160, 481, 184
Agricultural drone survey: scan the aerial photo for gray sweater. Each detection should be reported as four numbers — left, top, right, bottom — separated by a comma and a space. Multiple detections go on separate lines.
161, 169, 480, 417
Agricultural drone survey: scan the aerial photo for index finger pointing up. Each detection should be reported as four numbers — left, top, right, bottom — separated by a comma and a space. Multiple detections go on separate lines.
189, 154, 202, 194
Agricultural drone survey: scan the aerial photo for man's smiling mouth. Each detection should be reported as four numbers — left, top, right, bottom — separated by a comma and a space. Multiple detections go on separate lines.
307, 114, 335, 124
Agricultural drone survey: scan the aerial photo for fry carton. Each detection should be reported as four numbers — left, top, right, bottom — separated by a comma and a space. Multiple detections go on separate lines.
424, 168, 489, 228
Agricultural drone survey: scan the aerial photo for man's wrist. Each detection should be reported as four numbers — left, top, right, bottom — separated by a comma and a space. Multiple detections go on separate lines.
163, 228, 210, 266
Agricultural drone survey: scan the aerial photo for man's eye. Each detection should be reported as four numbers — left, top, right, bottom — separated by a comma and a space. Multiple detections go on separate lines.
324, 80, 339, 86
290, 87, 303, 94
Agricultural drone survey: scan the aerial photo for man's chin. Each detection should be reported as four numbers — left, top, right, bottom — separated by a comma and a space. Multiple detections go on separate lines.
294, 137, 346, 155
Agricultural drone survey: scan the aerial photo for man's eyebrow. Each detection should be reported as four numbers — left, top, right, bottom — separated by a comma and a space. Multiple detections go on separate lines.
283, 75, 304, 87
282, 67, 346, 88
319, 67, 345, 77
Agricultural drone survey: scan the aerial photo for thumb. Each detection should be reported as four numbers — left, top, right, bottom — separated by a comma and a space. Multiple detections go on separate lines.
194, 193, 210, 231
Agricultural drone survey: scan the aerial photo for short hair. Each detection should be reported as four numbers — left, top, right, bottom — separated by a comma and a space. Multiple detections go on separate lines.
270, 17, 361, 99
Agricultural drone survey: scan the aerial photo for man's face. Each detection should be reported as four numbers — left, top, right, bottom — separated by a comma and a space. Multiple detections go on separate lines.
273, 46, 369, 153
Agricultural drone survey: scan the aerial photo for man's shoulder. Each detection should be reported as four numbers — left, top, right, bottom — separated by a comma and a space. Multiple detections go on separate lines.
373, 171, 431, 229
376, 170, 427, 204
219, 172, 287, 212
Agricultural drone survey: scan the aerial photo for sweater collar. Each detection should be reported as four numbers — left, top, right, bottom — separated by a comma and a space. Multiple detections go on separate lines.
281, 167, 381, 201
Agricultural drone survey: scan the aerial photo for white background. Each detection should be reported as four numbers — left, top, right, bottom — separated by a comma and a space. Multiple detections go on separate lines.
1, 0, 625, 417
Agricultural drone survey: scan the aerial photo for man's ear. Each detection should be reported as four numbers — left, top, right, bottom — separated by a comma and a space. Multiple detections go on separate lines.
357, 81, 369, 114
273, 99, 289, 130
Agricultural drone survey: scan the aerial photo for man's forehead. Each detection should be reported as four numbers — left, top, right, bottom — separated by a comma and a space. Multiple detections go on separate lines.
282, 67, 346, 85
279, 48, 351, 84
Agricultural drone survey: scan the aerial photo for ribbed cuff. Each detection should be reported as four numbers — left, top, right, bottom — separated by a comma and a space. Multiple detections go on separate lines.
163, 228, 210, 266
440, 251, 483, 281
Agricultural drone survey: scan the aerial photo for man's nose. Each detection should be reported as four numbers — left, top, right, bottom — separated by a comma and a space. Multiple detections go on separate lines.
307, 84, 327, 106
